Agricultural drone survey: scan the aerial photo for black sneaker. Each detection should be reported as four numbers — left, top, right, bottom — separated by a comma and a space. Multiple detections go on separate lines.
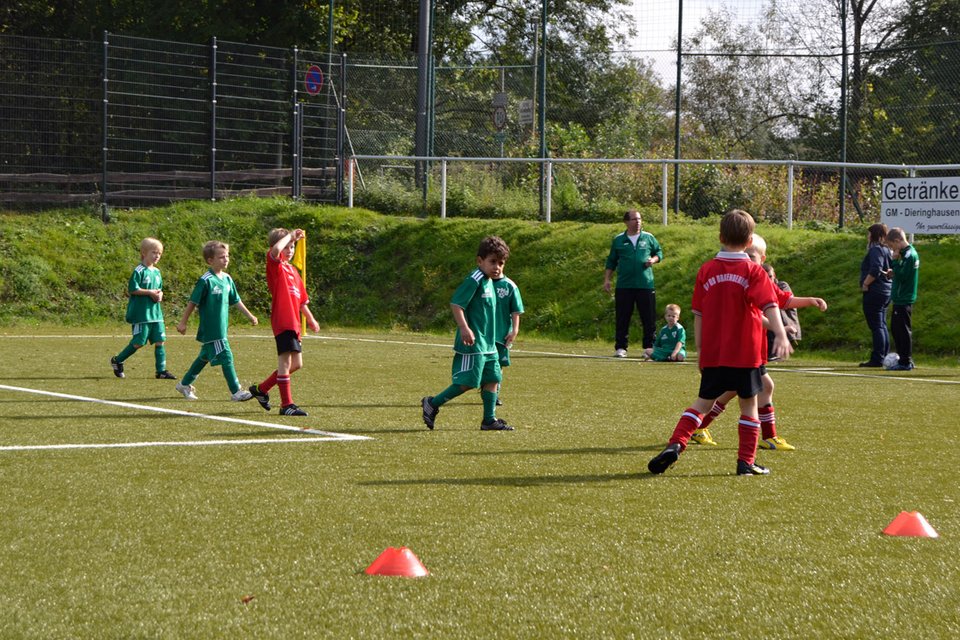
110, 357, 125, 378
280, 404, 307, 416
648, 443, 681, 474
480, 418, 514, 431
421, 396, 439, 430
859, 361, 883, 368
737, 459, 771, 475
155, 370, 176, 380
249, 384, 271, 411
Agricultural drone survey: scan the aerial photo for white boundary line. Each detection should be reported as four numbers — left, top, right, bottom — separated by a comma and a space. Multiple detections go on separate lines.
0, 438, 335, 452
0, 384, 371, 450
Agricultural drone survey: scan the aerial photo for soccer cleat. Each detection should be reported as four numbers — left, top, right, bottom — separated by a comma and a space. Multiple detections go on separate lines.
480, 418, 514, 431
759, 436, 796, 451
859, 361, 883, 368
421, 396, 439, 430
737, 460, 770, 475
110, 357, 125, 378
648, 443, 681, 475
614, 348, 627, 358
155, 370, 176, 380
249, 384, 271, 411
496, 397, 503, 407
231, 389, 253, 402
891, 362, 915, 371
690, 428, 718, 446
175, 382, 198, 400
280, 403, 308, 416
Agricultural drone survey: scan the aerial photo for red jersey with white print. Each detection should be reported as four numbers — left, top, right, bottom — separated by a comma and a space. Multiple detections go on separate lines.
266, 250, 309, 337
691, 251, 779, 368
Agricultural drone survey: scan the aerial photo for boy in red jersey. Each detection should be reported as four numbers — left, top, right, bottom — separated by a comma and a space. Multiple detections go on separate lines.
248, 228, 320, 416
648, 210, 793, 476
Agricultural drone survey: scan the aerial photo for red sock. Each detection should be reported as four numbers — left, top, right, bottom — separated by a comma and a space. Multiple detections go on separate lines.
759, 404, 777, 440
259, 370, 278, 393
669, 408, 704, 450
278, 375, 292, 407
699, 400, 727, 430
737, 416, 761, 465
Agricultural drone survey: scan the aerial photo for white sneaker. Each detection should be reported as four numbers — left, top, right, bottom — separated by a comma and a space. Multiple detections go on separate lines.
231, 389, 253, 402
175, 382, 198, 400
614, 349, 627, 358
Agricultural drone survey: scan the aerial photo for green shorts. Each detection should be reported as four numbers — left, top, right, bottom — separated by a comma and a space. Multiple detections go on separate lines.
131, 322, 166, 347
198, 338, 234, 368
451, 352, 501, 388
496, 342, 512, 368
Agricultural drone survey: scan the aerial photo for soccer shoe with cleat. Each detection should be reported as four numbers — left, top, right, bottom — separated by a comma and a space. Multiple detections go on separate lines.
648, 443, 681, 475
231, 388, 253, 402
690, 428, 718, 446
280, 403, 308, 416
155, 370, 176, 380
736, 460, 770, 475
175, 382, 198, 400
110, 357, 125, 378
248, 384, 271, 411
759, 436, 796, 451
421, 396, 439, 430
614, 348, 628, 358
480, 418, 514, 431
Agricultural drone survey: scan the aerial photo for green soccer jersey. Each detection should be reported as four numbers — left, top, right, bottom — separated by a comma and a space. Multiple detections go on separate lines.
651, 322, 686, 360
890, 244, 919, 305
604, 231, 663, 289
188, 269, 241, 343
450, 268, 497, 355
493, 276, 524, 344
125, 263, 164, 324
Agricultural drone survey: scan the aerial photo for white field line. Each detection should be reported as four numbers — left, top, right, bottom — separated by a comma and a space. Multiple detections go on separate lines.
0, 384, 371, 445
0, 438, 337, 452
2, 333, 958, 384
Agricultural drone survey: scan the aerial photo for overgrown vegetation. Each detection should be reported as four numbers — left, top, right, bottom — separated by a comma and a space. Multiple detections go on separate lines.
1, 199, 957, 357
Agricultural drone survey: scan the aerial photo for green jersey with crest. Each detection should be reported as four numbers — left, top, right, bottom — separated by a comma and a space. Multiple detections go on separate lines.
450, 268, 497, 355
188, 270, 240, 343
493, 276, 524, 344
125, 264, 164, 324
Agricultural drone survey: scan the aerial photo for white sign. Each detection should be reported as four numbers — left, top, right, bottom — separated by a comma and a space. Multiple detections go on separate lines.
881, 176, 960, 234
518, 99, 534, 126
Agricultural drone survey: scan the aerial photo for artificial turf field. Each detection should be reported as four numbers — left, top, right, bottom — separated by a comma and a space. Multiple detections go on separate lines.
0, 329, 958, 639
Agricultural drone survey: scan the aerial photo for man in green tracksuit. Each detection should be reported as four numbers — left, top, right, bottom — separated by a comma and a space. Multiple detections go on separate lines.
603, 209, 663, 358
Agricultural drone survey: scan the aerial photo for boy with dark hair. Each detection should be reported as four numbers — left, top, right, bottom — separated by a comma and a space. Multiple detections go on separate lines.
648, 210, 793, 476
885, 227, 919, 371
248, 228, 321, 416
110, 237, 176, 380
174, 241, 258, 402
421, 236, 514, 431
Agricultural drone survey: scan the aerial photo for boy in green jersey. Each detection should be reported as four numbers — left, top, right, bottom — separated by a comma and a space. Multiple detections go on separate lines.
421, 236, 514, 431
885, 227, 919, 371
110, 237, 176, 380
644, 303, 686, 362
491, 272, 525, 405
174, 241, 258, 402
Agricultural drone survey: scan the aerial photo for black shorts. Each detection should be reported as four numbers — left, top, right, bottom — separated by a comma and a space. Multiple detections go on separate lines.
698, 367, 763, 400
275, 330, 302, 355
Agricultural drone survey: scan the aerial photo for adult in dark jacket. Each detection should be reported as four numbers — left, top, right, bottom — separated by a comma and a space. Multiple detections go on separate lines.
859, 223, 893, 367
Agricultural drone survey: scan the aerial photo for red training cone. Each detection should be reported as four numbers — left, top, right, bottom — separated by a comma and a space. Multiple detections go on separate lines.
882, 511, 939, 538
364, 547, 430, 577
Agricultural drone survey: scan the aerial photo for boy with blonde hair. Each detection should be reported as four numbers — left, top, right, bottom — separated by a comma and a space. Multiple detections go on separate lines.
110, 237, 176, 380
644, 303, 685, 362
248, 228, 320, 416
648, 211, 792, 476
175, 241, 258, 402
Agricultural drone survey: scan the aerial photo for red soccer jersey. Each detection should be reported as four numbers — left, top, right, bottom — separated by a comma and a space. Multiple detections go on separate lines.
266, 251, 309, 337
691, 251, 779, 368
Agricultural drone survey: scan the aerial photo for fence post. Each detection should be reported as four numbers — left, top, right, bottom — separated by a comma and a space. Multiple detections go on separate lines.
440, 159, 447, 219
786, 162, 794, 229
661, 162, 668, 225
210, 37, 218, 201
291, 46, 298, 198
544, 160, 553, 223
347, 155, 354, 207
336, 53, 347, 204
101, 31, 109, 220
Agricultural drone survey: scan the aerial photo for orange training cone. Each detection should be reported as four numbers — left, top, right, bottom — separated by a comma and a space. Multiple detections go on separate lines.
882, 511, 939, 538
364, 547, 430, 577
